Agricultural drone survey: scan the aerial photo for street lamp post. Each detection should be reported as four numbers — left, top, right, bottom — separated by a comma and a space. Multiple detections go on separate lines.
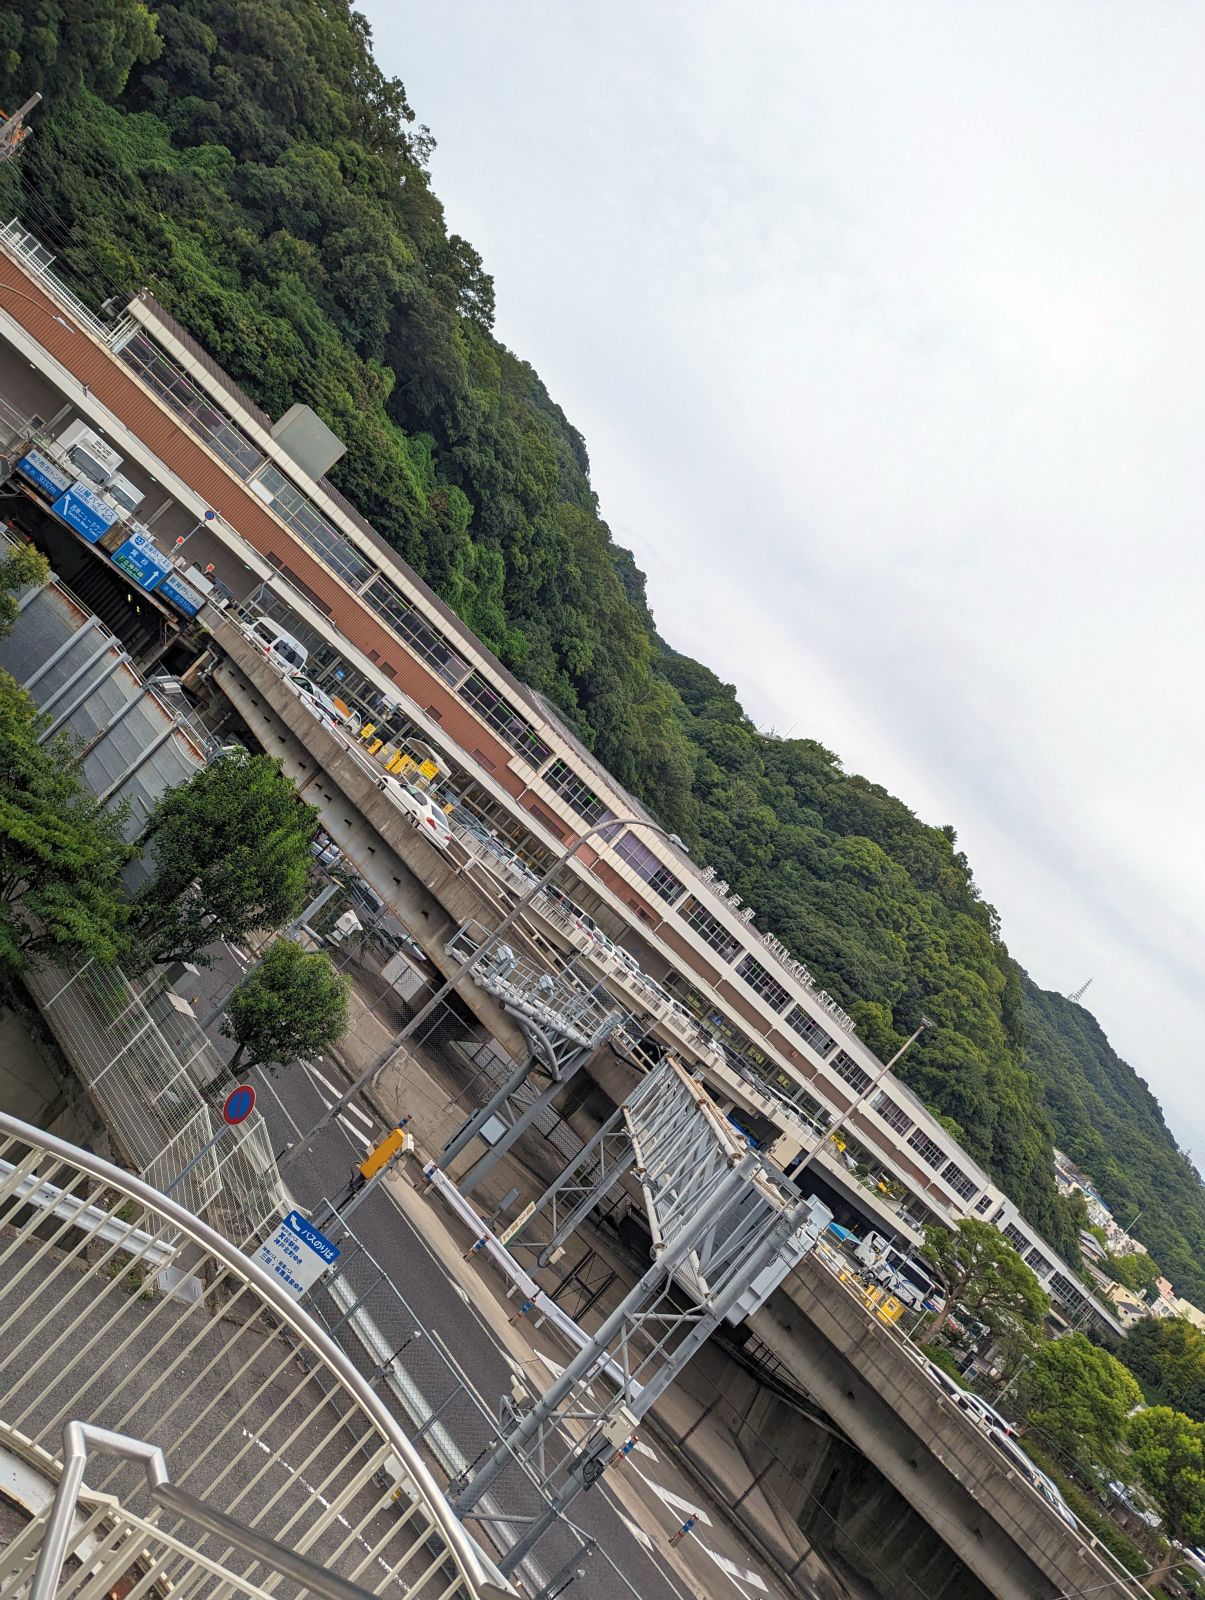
279, 815, 675, 1171
788, 1015, 932, 1190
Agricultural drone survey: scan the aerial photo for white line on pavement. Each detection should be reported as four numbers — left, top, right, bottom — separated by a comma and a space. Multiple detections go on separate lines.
620, 1514, 653, 1551
632, 1470, 711, 1527
700, 1546, 769, 1595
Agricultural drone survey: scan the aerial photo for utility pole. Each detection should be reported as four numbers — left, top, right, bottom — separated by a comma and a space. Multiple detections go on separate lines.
0, 95, 40, 162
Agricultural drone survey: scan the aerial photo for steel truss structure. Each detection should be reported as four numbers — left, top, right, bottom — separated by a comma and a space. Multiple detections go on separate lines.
452, 1060, 831, 1574
439, 923, 627, 1196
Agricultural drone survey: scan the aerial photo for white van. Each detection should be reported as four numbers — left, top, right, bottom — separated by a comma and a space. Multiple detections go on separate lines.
240, 615, 308, 673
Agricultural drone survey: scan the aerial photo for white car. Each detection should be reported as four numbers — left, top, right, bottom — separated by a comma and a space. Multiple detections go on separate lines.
378, 773, 454, 851
989, 1430, 1078, 1530
286, 672, 360, 735
957, 1391, 1019, 1440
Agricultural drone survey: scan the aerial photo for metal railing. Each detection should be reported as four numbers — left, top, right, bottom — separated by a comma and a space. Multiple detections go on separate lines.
0, 219, 115, 342
445, 925, 622, 1052
0, 1111, 512, 1599
24, 956, 287, 1245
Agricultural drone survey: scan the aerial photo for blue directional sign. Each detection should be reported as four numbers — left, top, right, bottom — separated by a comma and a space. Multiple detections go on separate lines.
111, 528, 172, 591
52, 482, 120, 544
255, 1210, 340, 1300
17, 449, 72, 498
158, 569, 207, 617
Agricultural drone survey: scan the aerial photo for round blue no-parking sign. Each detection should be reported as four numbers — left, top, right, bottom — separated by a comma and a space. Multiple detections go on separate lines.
222, 1084, 256, 1125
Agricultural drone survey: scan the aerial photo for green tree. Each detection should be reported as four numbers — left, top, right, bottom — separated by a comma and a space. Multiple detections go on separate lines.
1128, 1407, 1205, 1543
1106, 1251, 1161, 1295
221, 938, 349, 1075
0, 671, 130, 980
0, 0, 162, 105
129, 750, 316, 965
1120, 1319, 1205, 1422
1019, 1333, 1142, 1476
921, 1219, 1049, 1341
0, 541, 48, 638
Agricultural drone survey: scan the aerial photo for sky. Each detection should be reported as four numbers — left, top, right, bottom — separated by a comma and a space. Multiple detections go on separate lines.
362, 2, 1205, 1164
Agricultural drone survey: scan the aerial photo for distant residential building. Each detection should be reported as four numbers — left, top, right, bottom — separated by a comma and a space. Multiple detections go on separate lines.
1172, 1297, 1205, 1333
1102, 1282, 1150, 1328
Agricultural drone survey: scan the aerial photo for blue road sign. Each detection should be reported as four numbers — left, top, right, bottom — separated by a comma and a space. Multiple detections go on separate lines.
222, 1084, 256, 1125
111, 528, 172, 590
52, 483, 119, 544
255, 1210, 340, 1300
17, 449, 72, 498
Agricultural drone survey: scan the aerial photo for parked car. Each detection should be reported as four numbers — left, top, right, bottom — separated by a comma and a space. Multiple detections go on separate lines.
286, 671, 360, 734
378, 773, 454, 851
310, 834, 343, 870
988, 1431, 1078, 1530
239, 614, 308, 673
956, 1390, 1020, 1441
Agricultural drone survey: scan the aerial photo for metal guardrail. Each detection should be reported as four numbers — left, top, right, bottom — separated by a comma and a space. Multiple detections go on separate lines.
0, 1110, 513, 1599
0, 219, 117, 342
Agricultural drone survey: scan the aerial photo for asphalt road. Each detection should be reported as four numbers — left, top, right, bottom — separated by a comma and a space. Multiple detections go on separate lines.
191, 939, 811, 1600
255, 1061, 718, 1600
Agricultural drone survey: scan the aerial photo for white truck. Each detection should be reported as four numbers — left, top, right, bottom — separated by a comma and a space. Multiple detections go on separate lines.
854, 1231, 943, 1312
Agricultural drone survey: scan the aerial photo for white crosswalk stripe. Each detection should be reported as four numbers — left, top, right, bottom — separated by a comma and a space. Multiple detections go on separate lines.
700, 1546, 769, 1595
300, 1062, 373, 1151
632, 1470, 711, 1526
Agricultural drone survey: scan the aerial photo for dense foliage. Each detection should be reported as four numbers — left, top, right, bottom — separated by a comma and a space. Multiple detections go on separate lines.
0, 669, 131, 979
4, 0, 1204, 1288
1128, 1407, 1205, 1544
222, 937, 349, 1074
129, 749, 317, 965
1019, 1333, 1142, 1478
1122, 1320, 1205, 1424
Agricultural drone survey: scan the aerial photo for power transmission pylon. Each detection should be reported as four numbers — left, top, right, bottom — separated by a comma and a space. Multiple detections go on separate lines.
1068, 978, 1093, 1004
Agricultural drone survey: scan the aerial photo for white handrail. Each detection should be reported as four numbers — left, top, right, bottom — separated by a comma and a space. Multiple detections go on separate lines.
0, 1110, 513, 1599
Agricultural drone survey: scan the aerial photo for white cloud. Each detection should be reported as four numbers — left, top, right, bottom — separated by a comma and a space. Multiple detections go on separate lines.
362, 0, 1205, 1159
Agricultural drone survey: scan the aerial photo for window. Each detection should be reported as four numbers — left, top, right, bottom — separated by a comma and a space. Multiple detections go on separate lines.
907, 1127, 944, 1170
975, 1193, 993, 1215
363, 578, 469, 686
785, 1006, 836, 1058
1026, 1247, 1054, 1279
256, 466, 375, 590
678, 896, 743, 962
458, 672, 551, 767
830, 1051, 872, 1095
735, 953, 792, 1012
120, 333, 265, 481
543, 760, 614, 829
1050, 1272, 1089, 1314
873, 1092, 913, 1136
614, 830, 683, 904
941, 1161, 977, 1203
1002, 1223, 1029, 1253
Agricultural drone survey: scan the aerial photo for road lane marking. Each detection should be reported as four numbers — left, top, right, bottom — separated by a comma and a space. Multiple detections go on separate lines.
701, 1546, 769, 1595
619, 1514, 653, 1550
632, 1469, 711, 1526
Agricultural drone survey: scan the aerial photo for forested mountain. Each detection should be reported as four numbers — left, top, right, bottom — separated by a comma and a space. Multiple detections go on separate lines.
2, 0, 1202, 1296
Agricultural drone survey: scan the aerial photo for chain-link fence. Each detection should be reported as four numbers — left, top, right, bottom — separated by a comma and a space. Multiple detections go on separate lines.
25, 955, 286, 1244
